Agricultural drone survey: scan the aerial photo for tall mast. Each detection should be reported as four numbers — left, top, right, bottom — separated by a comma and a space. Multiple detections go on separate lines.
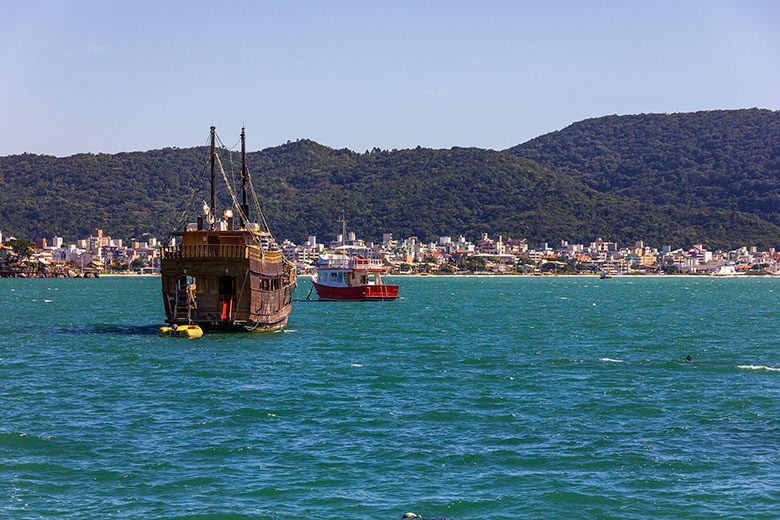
210, 125, 216, 230
240, 127, 249, 226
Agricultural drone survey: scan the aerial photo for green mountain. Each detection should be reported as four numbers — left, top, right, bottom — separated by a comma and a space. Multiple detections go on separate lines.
506, 108, 780, 224
2, 110, 780, 250
241, 143, 780, 248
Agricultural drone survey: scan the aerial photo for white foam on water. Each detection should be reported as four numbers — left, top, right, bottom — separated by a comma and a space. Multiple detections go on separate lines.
350, 364, 364, 367
600, 358, 624, 363
282, 329, 297, 333
737, 364, 780, 372
44, 299, 53, 303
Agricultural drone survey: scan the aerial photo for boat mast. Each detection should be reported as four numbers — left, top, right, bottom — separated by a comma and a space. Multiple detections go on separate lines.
339, 212, 347, 245
210, 125, 216, 230
240, 127, 249, 227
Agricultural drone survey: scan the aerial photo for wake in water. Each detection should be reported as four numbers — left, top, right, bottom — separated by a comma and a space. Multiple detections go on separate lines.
737, 364, 780, 372
599, 358, 624, 363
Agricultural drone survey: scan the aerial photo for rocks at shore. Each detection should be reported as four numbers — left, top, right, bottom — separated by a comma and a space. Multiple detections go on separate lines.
0, 266, 100, 278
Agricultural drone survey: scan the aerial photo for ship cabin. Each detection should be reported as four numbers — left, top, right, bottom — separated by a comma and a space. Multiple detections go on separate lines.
316, 255, 388, 287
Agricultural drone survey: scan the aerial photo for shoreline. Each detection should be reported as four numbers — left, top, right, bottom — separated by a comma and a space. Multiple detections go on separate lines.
6, 272, 770, 280
298, 273, 772, 278
100, 273, 160, 277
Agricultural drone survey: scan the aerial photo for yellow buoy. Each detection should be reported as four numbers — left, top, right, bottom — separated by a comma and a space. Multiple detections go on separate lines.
158, 324, 203, 338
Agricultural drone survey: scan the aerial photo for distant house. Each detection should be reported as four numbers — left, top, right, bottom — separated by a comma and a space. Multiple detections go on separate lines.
77, 251, 97, 268
709, 263, 740, 276
0, 243, 12, 261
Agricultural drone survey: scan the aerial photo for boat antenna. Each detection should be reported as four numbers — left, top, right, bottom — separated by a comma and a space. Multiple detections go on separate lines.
339, 212, 347, 245
210, 125, 216, 230
240, 127, 249, 227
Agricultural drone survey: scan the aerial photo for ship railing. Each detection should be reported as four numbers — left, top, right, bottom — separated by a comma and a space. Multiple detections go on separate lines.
248, 247, 283, 263
161, 244, 250, 259
351, 258, 385, 269
319, 258, 386, 269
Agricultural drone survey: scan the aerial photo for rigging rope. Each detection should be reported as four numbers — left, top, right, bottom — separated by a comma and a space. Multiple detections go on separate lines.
215, 132, 241, 191
166, 128, 289, 262
215, 152, 250, 227
213, 129, 268, 238
164, 135, 212, 244
245, 166, 272, 237
215, 129, 280, 252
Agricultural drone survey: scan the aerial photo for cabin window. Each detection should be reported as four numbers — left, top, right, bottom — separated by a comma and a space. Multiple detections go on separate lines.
338, 272, 343, 282
330, 272, 337, 281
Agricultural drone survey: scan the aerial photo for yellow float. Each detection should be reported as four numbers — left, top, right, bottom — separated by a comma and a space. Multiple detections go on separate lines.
158, 324, 203, 338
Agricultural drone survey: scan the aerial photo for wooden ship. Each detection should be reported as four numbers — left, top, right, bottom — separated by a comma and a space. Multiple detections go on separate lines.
160, 127, 296, 332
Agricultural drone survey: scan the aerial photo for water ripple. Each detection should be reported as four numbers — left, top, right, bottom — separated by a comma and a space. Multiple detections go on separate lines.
1, 277, 780, 518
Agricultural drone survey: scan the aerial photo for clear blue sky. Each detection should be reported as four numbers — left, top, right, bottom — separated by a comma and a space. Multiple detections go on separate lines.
1, 0, 778, 156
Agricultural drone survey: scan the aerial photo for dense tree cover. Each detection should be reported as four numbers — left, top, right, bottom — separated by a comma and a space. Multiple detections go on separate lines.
0, 147, 208, 242
2, 114, 780, 250
507, 109, 780, 225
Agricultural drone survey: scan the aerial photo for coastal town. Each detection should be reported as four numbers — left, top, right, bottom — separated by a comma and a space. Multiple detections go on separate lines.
2, 227, 780, 278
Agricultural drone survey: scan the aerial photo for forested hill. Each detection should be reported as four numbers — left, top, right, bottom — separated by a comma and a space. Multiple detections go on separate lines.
2, 116, 780, 249
506, 109, 780, 224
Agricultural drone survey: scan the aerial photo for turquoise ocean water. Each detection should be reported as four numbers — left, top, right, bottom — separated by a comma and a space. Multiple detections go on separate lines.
1, 276, 778, 519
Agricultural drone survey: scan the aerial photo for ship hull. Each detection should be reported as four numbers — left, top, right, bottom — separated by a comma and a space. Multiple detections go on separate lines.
160, 240, 296, 332
313, 281, 399, 301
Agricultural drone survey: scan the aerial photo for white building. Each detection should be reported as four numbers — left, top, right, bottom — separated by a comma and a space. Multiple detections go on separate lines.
281, 240, 297, 261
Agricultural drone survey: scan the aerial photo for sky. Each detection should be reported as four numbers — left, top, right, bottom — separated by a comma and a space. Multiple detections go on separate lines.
0, 0, 778, 156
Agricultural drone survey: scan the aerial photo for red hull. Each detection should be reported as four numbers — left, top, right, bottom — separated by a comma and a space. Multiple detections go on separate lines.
313, 281, 399, 300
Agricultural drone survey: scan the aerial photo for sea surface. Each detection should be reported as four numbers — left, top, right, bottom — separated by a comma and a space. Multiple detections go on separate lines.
1, 276, 779, 519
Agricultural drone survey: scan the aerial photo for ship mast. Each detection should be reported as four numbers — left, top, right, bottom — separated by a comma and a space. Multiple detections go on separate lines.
339, 212, 347, 246
210, 125, 216, 230
240, 127, 249, 227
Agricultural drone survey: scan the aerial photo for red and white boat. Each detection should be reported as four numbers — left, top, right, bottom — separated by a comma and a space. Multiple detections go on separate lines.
312, 253, 399, 300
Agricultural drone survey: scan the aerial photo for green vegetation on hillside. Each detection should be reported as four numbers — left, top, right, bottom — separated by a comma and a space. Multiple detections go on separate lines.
2, 110, 780, 250
507, 108, 780, 223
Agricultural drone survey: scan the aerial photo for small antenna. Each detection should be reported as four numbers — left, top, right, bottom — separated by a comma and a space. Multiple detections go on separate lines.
339, 212, 347, 245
